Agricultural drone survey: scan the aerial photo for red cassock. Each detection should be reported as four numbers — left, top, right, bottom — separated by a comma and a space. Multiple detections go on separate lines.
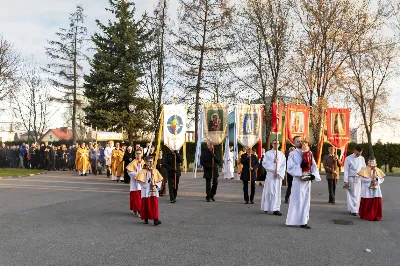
359, 197, 382, 221
130, 191, 141, 212
140, 197, 159, 220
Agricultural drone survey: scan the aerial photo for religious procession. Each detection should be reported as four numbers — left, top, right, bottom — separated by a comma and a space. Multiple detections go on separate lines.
60, 101, 385, 229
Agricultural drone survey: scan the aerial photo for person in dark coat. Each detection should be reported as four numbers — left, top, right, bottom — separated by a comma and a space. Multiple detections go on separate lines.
0, 143, 6, 168
164, 150, 182, 203
123, 146, 135, 183
257, 148, 266, 186
200, 143, 221, 202
240, 147, 259, 204
284, 147, 296, 204
156, 150, 167, 196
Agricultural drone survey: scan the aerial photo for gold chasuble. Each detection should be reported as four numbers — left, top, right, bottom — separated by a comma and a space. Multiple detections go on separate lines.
135, 168, 164, 183
111, 149, 125, 177
358, 167, 386, 179
126, 159, 145, 172
76, 148, 89, 171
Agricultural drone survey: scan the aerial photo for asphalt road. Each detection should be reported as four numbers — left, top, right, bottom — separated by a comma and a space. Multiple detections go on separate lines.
0, 171, 399, 266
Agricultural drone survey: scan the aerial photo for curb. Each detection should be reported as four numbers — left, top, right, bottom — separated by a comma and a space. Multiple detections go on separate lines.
0, 171, 47, 180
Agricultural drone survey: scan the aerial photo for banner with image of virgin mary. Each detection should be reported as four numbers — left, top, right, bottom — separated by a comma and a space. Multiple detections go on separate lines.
285, 104, 310, 144
203, 103, 228, 145
236, 104, 263, 148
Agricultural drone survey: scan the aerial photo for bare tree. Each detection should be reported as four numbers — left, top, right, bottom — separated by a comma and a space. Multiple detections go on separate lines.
0, 35, 20, 99
227, 0, 292, 146
12, 60, 54, 142
291, 0, 386, 152
173, 0, 232, 138
142, 0, 170, 138
340, 38, 395, 157
43, 5, 87, 142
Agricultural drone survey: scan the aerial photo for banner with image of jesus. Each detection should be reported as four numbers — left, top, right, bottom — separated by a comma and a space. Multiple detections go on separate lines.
236, 104, 263, 148
285, 104, 310, 144
326, 108, 350, 148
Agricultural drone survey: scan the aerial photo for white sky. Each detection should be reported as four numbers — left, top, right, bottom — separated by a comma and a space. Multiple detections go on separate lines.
0, 0, 399, 143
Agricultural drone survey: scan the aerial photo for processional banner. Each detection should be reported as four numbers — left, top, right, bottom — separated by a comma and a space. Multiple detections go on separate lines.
236, 104, 263, 148
326, 108, 350, 148
203, 103, 228, 145
94, 132, 123, 141
285, 104, 310, 144
163, 105, 187, 151
271, 102, 283, 133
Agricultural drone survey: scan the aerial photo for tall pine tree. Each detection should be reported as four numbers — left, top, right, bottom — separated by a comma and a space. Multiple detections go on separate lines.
84, 0, 152, 142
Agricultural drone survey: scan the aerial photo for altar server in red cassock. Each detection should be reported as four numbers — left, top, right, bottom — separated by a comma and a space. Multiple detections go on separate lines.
126, 149, 145, 217
358, 157, 385, 221
135, 156, 164, 226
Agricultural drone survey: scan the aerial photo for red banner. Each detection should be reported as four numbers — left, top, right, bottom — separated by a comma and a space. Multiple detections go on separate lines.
285, 104, 310, 145
326, 108, 350, 148
271, 102, 283, 133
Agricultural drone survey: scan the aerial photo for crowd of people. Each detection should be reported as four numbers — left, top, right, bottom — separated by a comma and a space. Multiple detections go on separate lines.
1, 137, 385, 228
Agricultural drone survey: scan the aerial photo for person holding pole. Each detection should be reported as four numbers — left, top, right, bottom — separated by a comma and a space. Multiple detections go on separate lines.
164, 149, 182, 203
261, 140, 286, 215
240, 147, 259, 204
201, 143, 221, 202
323, 146, 342, 204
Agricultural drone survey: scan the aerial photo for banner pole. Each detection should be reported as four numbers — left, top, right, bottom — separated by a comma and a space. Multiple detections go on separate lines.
154, 106, 164, 166
317, 111, 326, 169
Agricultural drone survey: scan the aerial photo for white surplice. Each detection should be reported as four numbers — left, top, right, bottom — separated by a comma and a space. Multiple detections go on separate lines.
104, 146, 114, 166
360, 174, 384, 199
343, 154, 366, 213
223, 151, 234, 179
129, 161, 143, 192
261, 149, 286, 212
285, 148, 321, 226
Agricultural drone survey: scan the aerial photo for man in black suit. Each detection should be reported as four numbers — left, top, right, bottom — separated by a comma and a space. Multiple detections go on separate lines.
240, 147, 259, 204
164, 150, 182, 203
0, 143, 6, 168
200, 143, 221, 202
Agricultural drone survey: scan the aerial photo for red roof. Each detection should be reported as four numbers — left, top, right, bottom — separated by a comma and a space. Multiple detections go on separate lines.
50, 128, 73, 140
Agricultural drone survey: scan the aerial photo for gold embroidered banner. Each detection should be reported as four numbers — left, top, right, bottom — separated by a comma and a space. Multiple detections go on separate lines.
203, 103, 228, 145
236, 104, 263, 148
163, 105, 187, 151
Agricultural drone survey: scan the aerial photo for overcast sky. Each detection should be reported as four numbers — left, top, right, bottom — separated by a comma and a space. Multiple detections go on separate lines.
1, 0, 399, 143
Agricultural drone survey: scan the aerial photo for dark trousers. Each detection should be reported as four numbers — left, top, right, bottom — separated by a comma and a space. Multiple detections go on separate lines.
242, 180, 255, 202
0, 158, 5, 168
206, 178, 218, 199
168, 176, 179, 201
285, 174, 293, 199
123, 169, 130, 183
44, 159, 50, 170
328, 179, 336, 202
91, 160, 97, 175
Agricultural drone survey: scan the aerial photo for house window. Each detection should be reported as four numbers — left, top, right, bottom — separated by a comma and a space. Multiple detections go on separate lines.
50, 135, 52, 139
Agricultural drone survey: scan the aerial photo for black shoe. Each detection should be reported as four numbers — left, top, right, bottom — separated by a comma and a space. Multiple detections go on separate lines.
144, 219, 149, 224
84, 173, 87, 176
154, 219, 161, 226
300, 224, 311, 229
250, 201, 254, 204
211, 197, 215, 202
245, 201, 249, 204
273, 211, 283, 216
284, 197, 289, 204
80, 174, 83, 176
205, 197, 210, 202
264, 211, 268, 213
170, 200, 175, 203
351, 213, 357, 216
